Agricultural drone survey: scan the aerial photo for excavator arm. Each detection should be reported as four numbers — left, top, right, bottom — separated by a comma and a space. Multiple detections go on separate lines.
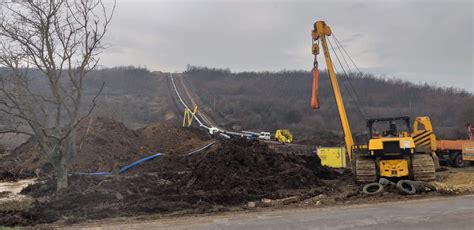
311, 20, 355, 160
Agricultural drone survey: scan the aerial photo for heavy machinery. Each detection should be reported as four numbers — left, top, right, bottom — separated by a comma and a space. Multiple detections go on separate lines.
275, 129, 293, 143
310, 20, 436, 182
413, 116, 474, 167
259, 132, 271, 140
242, 130, 293, 143
242, 130, 271, 140
437, 140, 474, 167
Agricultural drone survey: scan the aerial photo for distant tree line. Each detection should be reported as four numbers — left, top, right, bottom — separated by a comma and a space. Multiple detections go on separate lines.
184, 66, 474, 140
2, 65, 471, 150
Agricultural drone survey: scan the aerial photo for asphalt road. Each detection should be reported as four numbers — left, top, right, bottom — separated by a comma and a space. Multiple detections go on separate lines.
74, 195, 474, 230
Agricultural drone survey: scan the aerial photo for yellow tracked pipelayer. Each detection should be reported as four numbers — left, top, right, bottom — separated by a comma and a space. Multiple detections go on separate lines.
310, 20, 436, 182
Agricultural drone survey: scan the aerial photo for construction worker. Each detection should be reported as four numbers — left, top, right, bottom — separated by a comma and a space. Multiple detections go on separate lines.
468, 123, 474, 140
373, 128, 380, 138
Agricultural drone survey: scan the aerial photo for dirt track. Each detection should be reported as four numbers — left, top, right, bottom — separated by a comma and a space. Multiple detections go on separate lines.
176, 74, 217, 127
53, 167, 474, 229
2, 163, 472, 227
170, 74, 216, 128
59, 194, 474, 230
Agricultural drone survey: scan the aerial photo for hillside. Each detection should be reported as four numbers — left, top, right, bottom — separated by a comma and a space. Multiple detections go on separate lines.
183, 66, 473, 140
83, 67, 176, 128
2, 66, 471, 149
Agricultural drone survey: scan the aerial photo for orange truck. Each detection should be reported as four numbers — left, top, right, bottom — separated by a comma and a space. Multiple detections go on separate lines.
413, 117, 474, 168
436, 140, 474, 167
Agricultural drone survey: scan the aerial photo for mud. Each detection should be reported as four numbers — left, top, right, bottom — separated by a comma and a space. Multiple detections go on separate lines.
1, 117, 463, 227
184, 139, 338, 204
0, 179, 35, 226
0, 117, 211, 180
1, 138, 340, 226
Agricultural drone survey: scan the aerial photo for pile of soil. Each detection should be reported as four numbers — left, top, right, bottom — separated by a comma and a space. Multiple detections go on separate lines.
1, 138, 46, 180
0, 117, 211, 180
139, 123, 210, 155
3, 139, 340, 226
70, 117, 147, 173
185, 139, 338, 204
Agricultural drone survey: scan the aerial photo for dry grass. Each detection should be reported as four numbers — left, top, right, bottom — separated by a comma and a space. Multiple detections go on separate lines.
0, 196, 33, 211
433, 168, 474, 194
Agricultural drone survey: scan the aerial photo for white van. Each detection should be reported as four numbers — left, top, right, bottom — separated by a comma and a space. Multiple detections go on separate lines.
258, 132, 271, 140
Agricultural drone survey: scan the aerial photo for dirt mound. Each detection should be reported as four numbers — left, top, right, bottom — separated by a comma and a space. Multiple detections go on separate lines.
71, 117, 147, 173
184, 139, 337, 204
1, 138, 45, 180
139, 122, 211, 155
7, 138, 340, 226
0, 117, 211, 179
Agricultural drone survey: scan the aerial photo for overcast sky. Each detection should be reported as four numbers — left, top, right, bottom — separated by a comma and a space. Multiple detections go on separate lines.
101, 0, 473, 92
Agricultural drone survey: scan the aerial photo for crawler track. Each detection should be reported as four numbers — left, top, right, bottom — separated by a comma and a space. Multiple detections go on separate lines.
355, 155, 377, 182
412, 154, 436, 181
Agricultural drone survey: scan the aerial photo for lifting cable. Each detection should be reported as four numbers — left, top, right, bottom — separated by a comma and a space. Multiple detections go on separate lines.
330, 36, 366, 116
333, 34, 363, 75
332, 33, 372, 119
327, 37, 368, 120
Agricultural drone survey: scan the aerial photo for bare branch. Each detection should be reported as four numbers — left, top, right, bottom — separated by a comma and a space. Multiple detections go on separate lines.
0, 0, 114, 190
0, 129, 33, 136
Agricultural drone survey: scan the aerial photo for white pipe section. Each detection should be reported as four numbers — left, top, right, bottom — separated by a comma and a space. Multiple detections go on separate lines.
169, 73, 259, 139
170, 73, 210, 130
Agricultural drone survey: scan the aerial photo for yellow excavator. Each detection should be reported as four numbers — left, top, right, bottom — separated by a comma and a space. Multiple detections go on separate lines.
275, 129, 293, 143
310, 20, 436, 182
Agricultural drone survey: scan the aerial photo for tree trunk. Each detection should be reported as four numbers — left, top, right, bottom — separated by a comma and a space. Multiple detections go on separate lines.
56, 154, 68, 191
56, 129, 76, 191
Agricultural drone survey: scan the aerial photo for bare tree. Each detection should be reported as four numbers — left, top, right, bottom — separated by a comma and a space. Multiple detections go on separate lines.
0, 0, 114, 190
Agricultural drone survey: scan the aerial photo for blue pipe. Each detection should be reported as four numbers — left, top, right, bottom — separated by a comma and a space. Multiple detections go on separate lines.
73, 172, 111, 176
119, 153, 163, 173
73, 152, 164, 175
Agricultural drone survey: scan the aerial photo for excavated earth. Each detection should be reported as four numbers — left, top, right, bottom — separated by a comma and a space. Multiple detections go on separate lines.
1, 117, 463, 227
0, 117, 210, 180
0, 118, 343, 226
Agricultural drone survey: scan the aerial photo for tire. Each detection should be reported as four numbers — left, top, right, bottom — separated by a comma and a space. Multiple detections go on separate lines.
396, 180, 417, 195
452, 153, 466, 168
379, 178, 395, 186
362, 183, 384, 195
